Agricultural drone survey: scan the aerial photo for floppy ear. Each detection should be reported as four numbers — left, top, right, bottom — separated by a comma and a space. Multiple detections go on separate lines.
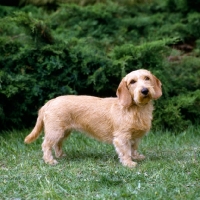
116, 78, 133, 107
152, 75, 162, 100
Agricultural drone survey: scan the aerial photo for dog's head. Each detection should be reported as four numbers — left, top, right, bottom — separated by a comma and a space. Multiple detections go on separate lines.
116, 69, 162, 107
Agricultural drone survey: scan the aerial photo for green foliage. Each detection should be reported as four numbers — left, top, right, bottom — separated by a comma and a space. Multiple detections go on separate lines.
0, 1, 200, 131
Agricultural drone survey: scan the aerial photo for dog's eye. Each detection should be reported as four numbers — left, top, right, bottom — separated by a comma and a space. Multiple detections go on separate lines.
130, 79, 136, 84
144, 76, 150, 81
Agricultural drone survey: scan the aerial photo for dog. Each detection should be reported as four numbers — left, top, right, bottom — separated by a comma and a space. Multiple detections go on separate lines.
24, 69, 162, 167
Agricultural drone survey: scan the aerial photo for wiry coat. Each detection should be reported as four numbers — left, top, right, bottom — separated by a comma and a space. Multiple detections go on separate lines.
25, 69, 162, 167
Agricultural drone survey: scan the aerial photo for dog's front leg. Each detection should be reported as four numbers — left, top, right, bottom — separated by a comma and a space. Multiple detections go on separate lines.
113, 136, 137, 168
131, 139, 145, 161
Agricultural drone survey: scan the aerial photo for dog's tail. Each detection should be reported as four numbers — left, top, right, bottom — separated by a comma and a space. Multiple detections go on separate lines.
24, 106, 44, 144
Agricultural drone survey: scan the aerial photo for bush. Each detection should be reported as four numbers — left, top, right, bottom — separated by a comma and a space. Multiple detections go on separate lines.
0, 1, 200, 131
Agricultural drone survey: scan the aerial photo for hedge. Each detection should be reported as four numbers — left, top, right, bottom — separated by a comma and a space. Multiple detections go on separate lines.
0, 0, 200, 131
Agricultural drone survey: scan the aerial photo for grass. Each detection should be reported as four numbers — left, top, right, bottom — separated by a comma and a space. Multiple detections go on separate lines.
0, 127, 200, 199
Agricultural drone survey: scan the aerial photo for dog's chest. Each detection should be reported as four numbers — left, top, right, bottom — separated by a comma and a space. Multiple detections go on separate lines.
134, 105, 153, 127
116, 103, 153, 134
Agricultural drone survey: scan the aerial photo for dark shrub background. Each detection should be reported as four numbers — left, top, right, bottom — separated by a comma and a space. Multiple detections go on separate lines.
0, 0, 200, 131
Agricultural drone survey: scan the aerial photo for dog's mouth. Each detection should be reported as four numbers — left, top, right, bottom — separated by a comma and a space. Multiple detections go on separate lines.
134, 98, 151, 106
133, 88, 152, 106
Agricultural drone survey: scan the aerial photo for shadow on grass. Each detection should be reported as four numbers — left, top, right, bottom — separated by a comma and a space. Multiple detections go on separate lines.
60, 148, 118, 163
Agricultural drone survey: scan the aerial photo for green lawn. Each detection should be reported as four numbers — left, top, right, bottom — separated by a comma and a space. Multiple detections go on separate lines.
0, 127, 200, 199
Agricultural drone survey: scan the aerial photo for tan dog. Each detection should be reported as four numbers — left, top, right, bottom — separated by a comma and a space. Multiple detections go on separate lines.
24, 69, 162, 167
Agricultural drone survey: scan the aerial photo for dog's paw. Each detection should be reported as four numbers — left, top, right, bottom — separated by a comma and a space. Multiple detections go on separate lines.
123, 161, 137, 168
55, 152, 67, 158
61, 153, 67, 158
45, 159, 58, 165
132, 154, 145, 161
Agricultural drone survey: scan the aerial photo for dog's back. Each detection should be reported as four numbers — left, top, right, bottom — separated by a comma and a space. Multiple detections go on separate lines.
41, 95, 118, 143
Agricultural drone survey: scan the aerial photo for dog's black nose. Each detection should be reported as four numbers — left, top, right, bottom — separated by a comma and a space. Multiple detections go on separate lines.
141, 88, 149, 95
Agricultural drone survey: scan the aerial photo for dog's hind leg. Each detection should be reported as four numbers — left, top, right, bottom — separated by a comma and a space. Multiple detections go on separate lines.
42, 138, 57, 165
53, 131, 71, 158
42, 129, 67, 165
